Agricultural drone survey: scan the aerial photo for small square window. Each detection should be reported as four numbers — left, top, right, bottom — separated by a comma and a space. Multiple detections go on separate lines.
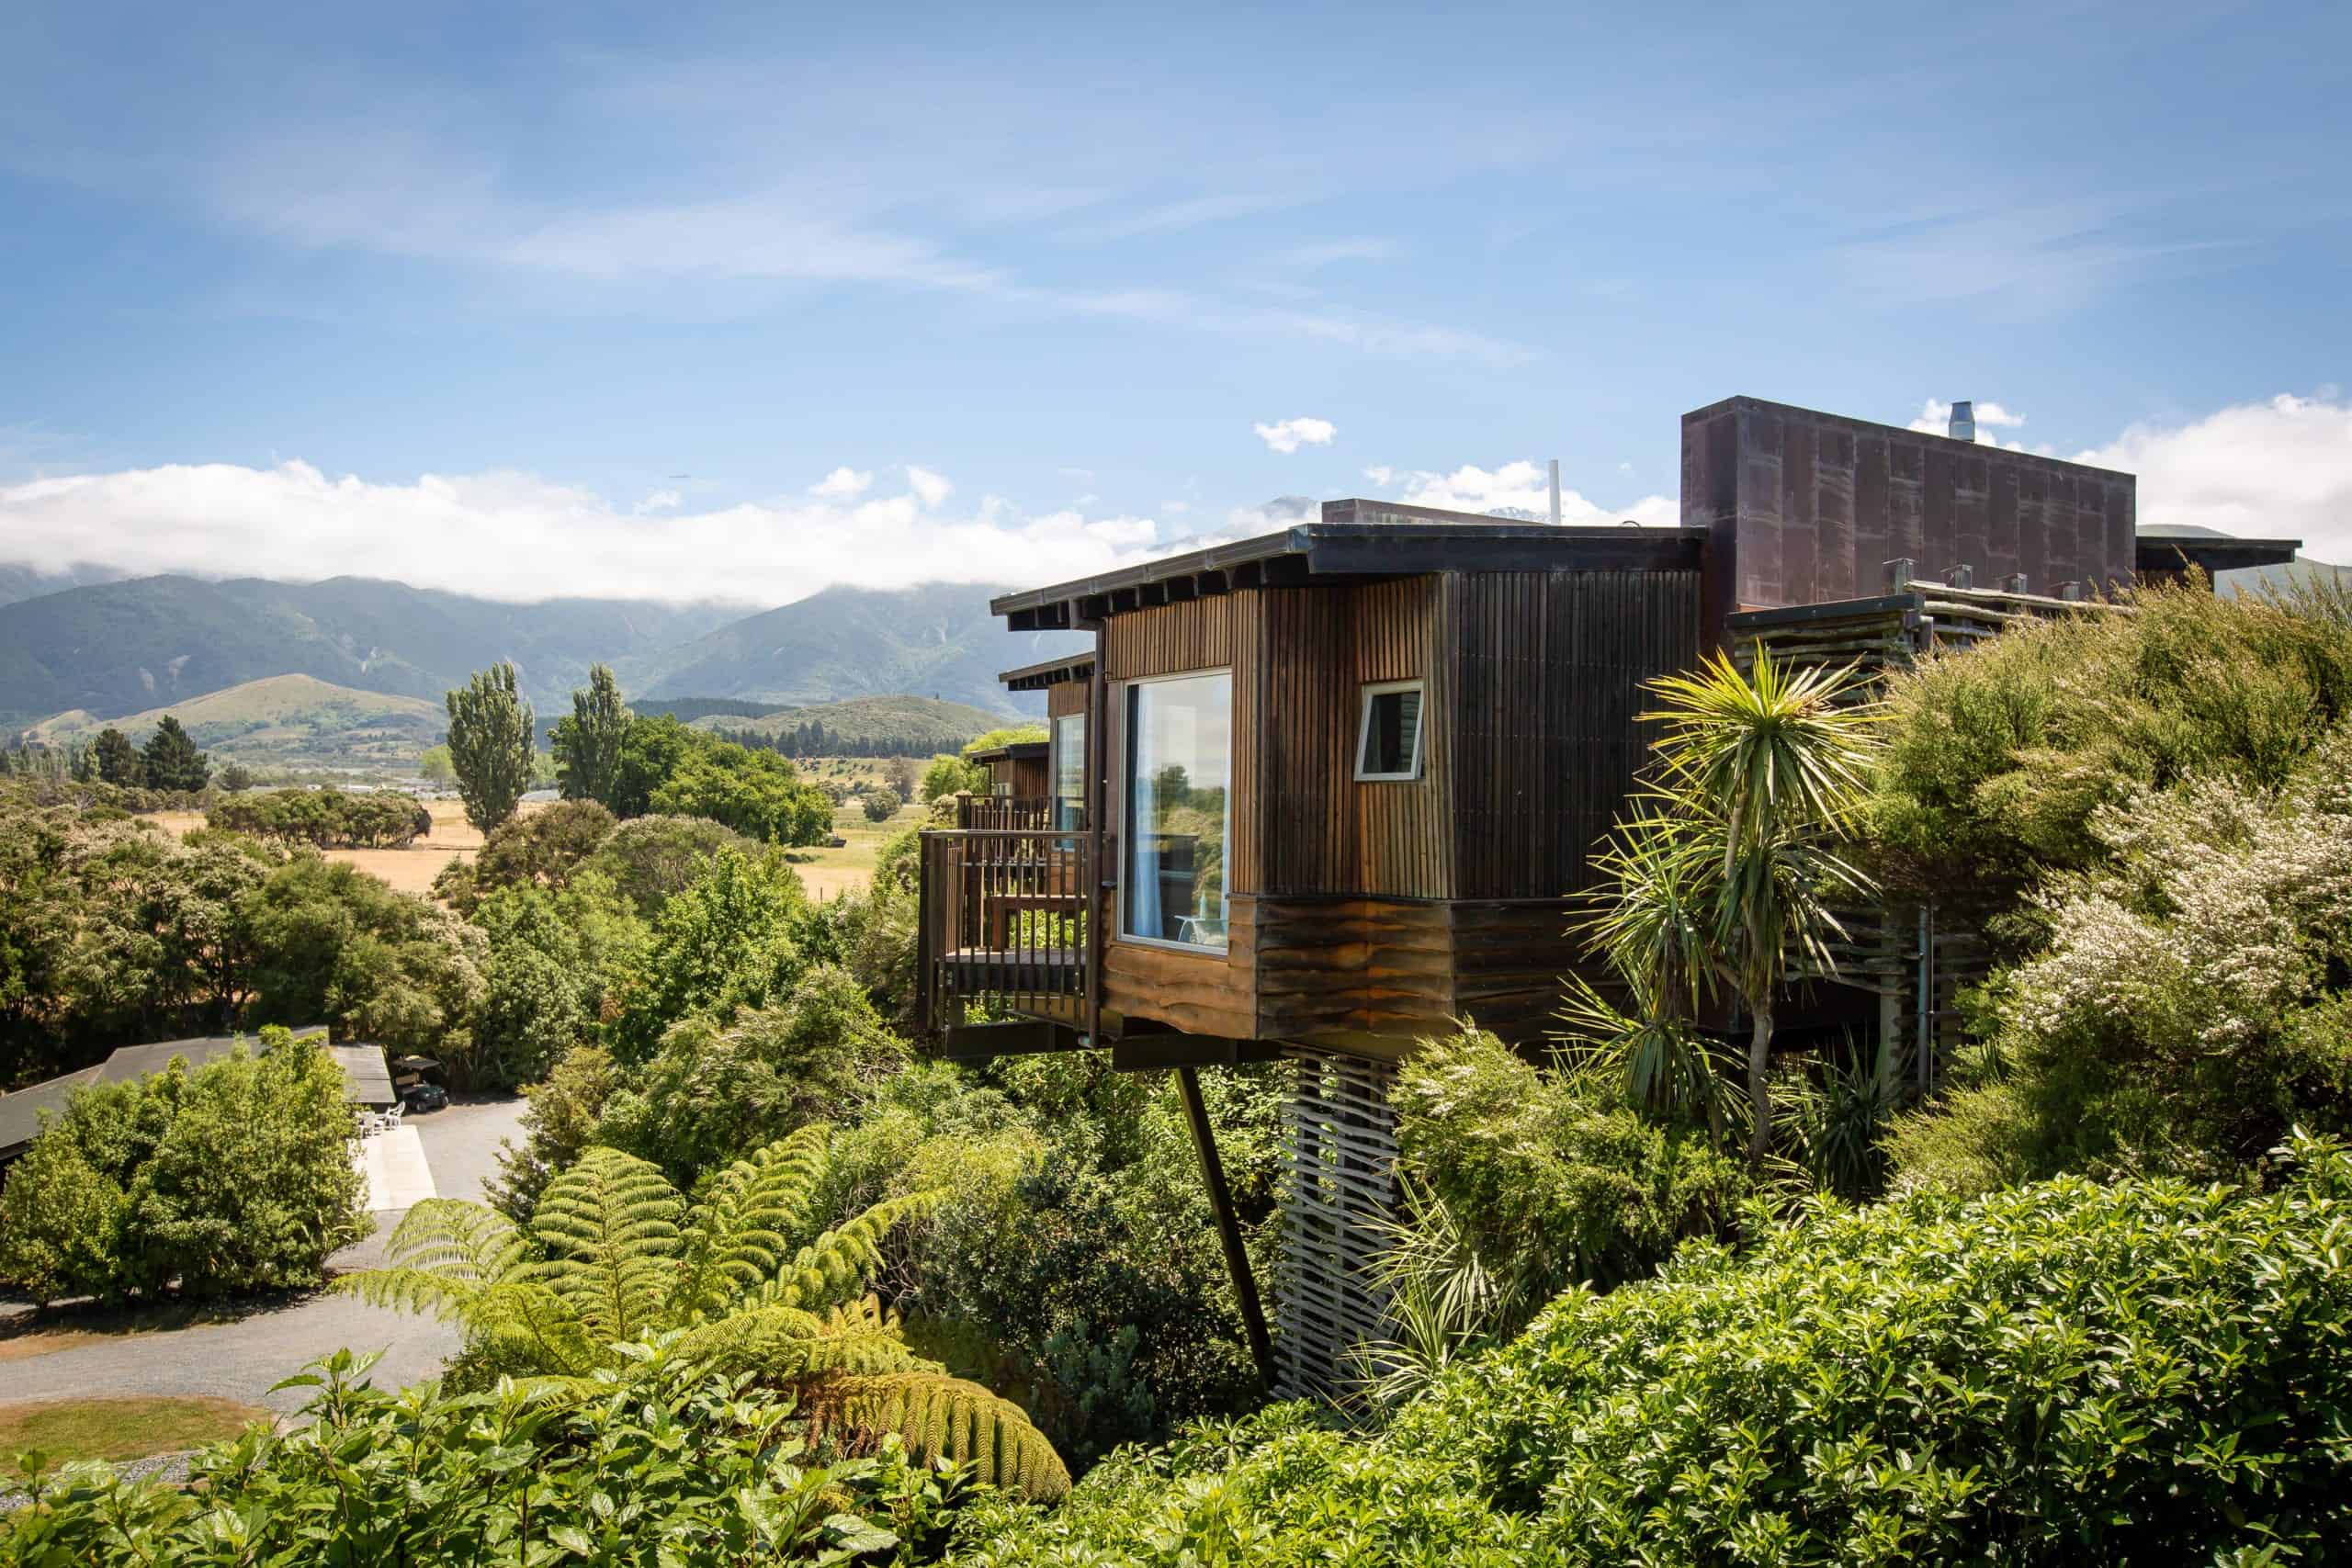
1355, 681, 1425, 781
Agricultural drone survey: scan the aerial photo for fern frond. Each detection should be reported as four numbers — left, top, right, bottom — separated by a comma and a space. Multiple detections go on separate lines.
752, 1189, 944, 1313
531, 1146, 684, 1344
378, 1198, 532, 1282
819, 1370, 1070, 1503
673, 1123, 832, 1322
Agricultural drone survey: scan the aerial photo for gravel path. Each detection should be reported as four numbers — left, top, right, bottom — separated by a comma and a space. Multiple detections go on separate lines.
0, 1095, 527, 1416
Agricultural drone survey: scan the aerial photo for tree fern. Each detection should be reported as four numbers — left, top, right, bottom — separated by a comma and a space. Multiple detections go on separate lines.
341, 1126, 1070, 1499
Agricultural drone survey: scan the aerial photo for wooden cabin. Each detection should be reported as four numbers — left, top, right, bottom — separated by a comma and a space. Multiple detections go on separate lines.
966, 739, 1049, 801
914, 394, 2300, 1394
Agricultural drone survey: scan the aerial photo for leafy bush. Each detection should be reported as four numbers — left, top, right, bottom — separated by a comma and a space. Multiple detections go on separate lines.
599, 964, 907, 1185
954, 1134, 2352, 1565
580, 812, 752, 916
1887, 733, 2352, 1194
346, 1125, 1069, 1498
863, 787, 902, 823
469, 797, 617, 900
0, 1028, 367, 1304
1, 1348, 962, 1564
1393, 1028, 1747, 1305
1870, 577, 2352, 906
242, 853, 485, 1060
650, 742, 835, 847
608, 846, 809, 1063
919, 753, 987, 803
208, 786, 432, 849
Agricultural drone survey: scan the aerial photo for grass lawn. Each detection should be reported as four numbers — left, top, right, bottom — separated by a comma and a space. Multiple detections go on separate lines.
0, 1396, 270, 1464
786, 796, 923, 899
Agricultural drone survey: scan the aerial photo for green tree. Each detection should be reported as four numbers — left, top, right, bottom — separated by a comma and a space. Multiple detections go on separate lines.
581, 813, 749, 915
861, 787, 900, 824
416, 743, 457, 788
138, 716, 209, 793
552, 663, 632, 807
607, 714, 701, 818
217, 761, 255, 793
650, 744, 833, 846
918, 752, 987, 803
345, 1125, 1069, 1498
92, 728, 141, 787
444, 662, 537, 833
610, 847, 806, 1062
1623, 649, 1881, 1165
471, 797, 616, 899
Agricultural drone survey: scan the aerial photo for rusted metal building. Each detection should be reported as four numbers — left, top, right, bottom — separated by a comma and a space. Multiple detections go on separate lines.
915, 394, 2299, 1395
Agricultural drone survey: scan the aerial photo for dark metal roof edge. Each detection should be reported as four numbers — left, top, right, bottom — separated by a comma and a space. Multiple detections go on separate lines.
989, 508, 1707, 615
996, 651, 1098, 687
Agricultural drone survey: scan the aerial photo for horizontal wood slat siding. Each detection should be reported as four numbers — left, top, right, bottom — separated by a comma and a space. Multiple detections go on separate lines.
1101, 891, 1257, 1039
1452, 570, 1700, 901
1249, 897, 1454, 1044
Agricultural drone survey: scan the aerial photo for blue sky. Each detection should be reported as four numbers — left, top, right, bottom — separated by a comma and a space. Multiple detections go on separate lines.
3, 0, 2347, 603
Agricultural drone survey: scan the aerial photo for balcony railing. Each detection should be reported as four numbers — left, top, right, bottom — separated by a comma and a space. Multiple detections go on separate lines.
917, 825, 1095, 1036
955, 794, 1056, 831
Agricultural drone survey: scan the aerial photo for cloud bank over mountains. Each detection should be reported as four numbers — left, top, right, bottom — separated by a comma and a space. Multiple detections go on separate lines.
2, 393, 2342, 606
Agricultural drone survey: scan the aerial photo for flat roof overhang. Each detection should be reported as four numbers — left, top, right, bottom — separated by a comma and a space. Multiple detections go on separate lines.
998, 651, 1097, 691
993, 499, 1706, 631
2134, 533, 2302, 578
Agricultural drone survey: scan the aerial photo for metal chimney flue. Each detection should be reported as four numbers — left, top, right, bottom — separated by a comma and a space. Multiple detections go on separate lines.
1948, 400, 1976, 443
1547, 459, 1562, 526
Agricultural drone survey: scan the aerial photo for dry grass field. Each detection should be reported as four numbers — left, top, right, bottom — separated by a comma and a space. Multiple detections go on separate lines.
148, 798, 535, 896
147, 788, 913, 902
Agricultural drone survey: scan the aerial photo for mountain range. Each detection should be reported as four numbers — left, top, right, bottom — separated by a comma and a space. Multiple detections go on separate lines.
0, 570, 1082, 728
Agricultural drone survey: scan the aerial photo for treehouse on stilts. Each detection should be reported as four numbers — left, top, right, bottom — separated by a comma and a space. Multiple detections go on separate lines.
918, 395, 2299, 1396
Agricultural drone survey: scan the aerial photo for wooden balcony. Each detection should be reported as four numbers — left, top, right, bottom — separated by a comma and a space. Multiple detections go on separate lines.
954, 793, 1057, 831
917, 824, 1096, 1037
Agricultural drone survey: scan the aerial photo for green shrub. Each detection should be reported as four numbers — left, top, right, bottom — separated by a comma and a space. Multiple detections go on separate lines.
0, 1029, 368, 1304
1870, 578, 2352, 905
208, 787, 431, 849
579, 811, 752, 916
1393, 1028, 1747, 1303
469, 796, 616, 900
608, 846, 809, 1063
650, 742, 834, 847
955, 1134, 2352, 1565
1, 1349, 961, 1564
1888, 734, 2352, 1195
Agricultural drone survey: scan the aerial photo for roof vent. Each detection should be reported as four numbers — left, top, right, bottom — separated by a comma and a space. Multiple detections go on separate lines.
1948, 400, 1975, 443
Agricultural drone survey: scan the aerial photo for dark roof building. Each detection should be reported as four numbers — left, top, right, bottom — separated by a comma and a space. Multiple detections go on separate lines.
0, 1026, 396, 1162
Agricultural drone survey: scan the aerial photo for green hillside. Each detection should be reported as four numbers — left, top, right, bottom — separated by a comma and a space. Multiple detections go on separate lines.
23, 675, 444, 763
0, 574, 742, 726
620, 583, 1083, 718
688, 694, 1012, 754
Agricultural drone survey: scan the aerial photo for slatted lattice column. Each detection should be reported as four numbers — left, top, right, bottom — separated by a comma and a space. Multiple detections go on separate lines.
1274, 1045, 1399, 1399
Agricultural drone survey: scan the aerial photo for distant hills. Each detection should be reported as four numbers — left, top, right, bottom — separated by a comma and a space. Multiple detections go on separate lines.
617, 582, 1086, 714
23, 675, 445, 763
0, 570, 1081, 728
689, 694, 1014, 754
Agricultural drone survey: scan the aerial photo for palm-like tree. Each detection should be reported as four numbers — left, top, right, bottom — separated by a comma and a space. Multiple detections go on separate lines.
1613, 648, 1882, 1165
344, 1123, 1069, 1500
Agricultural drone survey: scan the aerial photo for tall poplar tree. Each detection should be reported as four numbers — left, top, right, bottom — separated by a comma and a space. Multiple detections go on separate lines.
445, 662, 537, 833
552, 663, 631, 808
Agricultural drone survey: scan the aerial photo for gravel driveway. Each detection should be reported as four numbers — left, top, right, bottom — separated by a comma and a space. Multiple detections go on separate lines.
0, 1095, 528, 1416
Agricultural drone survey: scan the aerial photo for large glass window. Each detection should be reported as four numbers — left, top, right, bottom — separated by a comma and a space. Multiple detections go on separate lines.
1052, 713, 1087, 829
1122, 672, 1231, 949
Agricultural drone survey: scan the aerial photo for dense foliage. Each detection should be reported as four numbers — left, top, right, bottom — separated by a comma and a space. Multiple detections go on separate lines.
0, 1027, 367, 1304
552, 661, 631, 805
2, 1349, 964, 1565
1869, 576, 2352, 908
348, 1125, 1070, 1498
208, 785, 431, 848
137, 715, 210, 793
1887, 730, 2352, 1194
445, 660, 537, 833
956, 1133, 2352, 1565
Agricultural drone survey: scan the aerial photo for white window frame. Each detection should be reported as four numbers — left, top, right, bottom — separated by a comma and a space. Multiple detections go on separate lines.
1353, 678, 1427, 783
1115, 668, 1234, 957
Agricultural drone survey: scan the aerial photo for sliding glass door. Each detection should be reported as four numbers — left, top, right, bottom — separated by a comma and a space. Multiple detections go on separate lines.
1121, 672, 1231, 950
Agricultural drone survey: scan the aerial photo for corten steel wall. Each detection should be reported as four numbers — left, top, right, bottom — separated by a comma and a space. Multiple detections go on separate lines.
1681, 396, 2137, 634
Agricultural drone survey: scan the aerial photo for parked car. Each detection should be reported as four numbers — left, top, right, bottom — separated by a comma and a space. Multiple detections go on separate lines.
401, 1081, 449, 1112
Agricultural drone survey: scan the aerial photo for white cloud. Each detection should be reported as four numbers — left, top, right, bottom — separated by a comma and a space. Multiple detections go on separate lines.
1362, 464, 1396, 486
0, 461, 1174, 605
809, 466, 872, 499
633, 489, 682, 514
1254, 416, 1338, 455
1907, 398, 2038, 449
2074, 393, 2352, 562
906, 465, 953, 508
1371, 459, 1678, 527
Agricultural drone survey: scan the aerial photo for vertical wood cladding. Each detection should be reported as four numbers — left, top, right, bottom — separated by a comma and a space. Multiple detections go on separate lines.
1045, 680, 1087, 719
1680, 396, 2137, 627
1450, 570, 1701, 901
